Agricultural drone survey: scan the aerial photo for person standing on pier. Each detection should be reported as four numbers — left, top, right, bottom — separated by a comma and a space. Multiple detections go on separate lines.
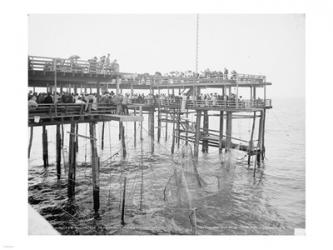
224, 68, 229, 80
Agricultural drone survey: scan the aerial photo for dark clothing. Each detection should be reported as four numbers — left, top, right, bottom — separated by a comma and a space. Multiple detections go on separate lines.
43, 95, 53, 104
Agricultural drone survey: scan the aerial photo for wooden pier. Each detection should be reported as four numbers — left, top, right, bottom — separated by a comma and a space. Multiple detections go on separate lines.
28, 55, 272, 215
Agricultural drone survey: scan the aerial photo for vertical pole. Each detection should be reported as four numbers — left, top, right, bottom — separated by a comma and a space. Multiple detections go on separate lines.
42, 125, 49, 168
248, 111, 256, 167
101, 122, 105, 150
121, 177, 127, 225
68, 123, 76, 198
194, 110, 202, 160
226, 112, 232, 152
165, 112, 168, 142
140, 106, 143, 141
61, 124, 64, 147
202, 110, 209, 153
56, 124, 61, 179
28, 126, 33, 159
262, 109, 266, 159
157, 107, 161, 143
177, 108, 181, 149
171, 109, 176, 154
118, 122, 121, 140
185, 109, 189, 145
90, 122, 100, 212
257, 110, 264, 166
219, 111, 224, 153
75, 123, 79, 153
149, 109, 155, 154
53, 59, 58, 116
120, 122, 127, 158
134, 108, 137, 147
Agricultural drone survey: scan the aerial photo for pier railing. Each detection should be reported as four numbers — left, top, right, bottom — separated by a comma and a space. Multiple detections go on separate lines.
130, 98, 272, 109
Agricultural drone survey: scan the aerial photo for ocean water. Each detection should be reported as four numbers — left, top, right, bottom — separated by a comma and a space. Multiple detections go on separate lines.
28, 97, 305, 235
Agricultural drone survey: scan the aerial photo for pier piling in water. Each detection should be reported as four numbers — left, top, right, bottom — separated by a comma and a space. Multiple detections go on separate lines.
56, 124, 61, 179
89, 122, 100, 213
28, 127, 33, 159
226, 112, 232, 152
68, 123, 76, 198
121, 177, 127, 225
219, 111, 224, 153
42, 125, 49, 168
194, 110, 202, 160
157, 107, 161, 143
202, 110, 209, 153
101, 121, 105, 150
120, 122, 127, 159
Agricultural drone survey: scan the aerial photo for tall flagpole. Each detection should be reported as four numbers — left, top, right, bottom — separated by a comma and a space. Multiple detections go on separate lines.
193, 14, 199, 100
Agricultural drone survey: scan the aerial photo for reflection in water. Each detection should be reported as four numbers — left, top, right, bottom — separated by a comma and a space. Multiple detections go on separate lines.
28, 100, 304, 235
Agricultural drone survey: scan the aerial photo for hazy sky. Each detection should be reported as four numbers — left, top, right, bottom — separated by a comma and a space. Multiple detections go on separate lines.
28, 14, 304, 98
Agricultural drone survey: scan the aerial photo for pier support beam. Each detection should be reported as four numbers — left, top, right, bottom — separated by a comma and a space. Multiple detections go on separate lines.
171, 110, 176, 154
194, 110, 202, 160
89, 122, 100, 213
202, 110, 209, 153
42, 125, 49, 168
165, 112, 168, 142
257, 110, 265, 166
101, 121, 105, 150
120, 122, 127, 159
28, 127, 33, 159
148, 109, 155, 153
226, 112, 232, 152
219, 111, 224, 153
134, 109, 137, 147
67, 123, 76, 199
157, 107, 161, 143
248, 111, 256, 167
56, 124, 61, 179
176, 108, 181, 149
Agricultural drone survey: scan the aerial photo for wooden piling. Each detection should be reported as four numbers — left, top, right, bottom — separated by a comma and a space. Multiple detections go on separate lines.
56, 124, 61, 179
248, 111, 256, 167
171, 109, 176, 154
218, 111, 224, 153
134, 109, 137, 147
75, 123, 79, 153
185, 109, 189, 145
42, 125, 49, 168
121, 177, 127, 225
257, 110, 264, 166
140, 106, 143, 141
67, 123, 76, 198
120, 122, 127, 159
194, 110, 202, 160
225, 112, 232, 152
28, 126, 33, 159
149, 109, 154, 153
177, 108, 181, 149
165, 112, 168, 142
262, 109, 266, 159
89, 122, 100, 212
101, 121, 105, 150
157, 107, 161, 143
202, 110, 209, 153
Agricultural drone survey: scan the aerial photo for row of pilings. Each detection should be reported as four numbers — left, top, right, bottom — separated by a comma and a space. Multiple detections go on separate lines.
28, 106, 266, 216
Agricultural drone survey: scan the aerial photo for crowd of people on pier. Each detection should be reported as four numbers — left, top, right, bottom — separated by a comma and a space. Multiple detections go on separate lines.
28, 89, 259, 115
30, 53, 120, 74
